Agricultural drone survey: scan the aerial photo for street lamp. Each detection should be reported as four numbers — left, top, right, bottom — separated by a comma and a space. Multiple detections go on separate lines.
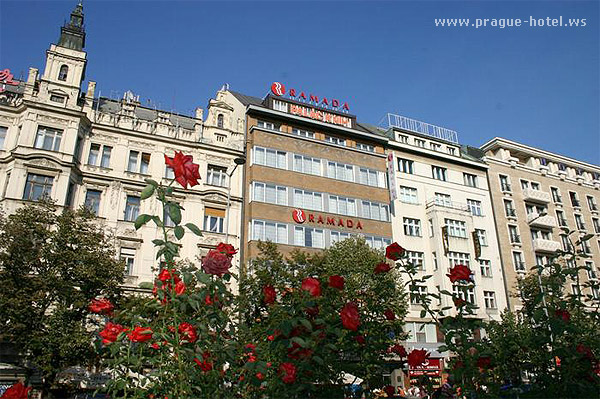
224, 156, 246, 242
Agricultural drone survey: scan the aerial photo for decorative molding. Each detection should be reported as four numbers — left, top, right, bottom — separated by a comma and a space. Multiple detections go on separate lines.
0, 115, 16, 124
37, 114, 70, 126
203, 192, 228, 203
90, 132, 119, 143
206, 154, 230, 164
128, 139, 155, 150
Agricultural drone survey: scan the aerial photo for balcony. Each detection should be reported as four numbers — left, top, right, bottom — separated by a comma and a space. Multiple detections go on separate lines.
526, 213, 557, 229
426, 199, 470, 213
532, 238, 561, 253
522, 188, 551, 204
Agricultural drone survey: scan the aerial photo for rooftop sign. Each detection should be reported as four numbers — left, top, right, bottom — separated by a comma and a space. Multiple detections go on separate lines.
382, 113, 459, 144
270, 82, 350, 112
0, 69, 19, 93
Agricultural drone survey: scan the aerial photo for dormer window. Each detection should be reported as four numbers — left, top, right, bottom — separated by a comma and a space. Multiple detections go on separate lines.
217, 114, 224, 129
58, 65, 68, 81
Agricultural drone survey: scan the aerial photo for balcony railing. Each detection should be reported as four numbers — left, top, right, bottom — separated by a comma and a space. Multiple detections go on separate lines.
522, 188, 551, 204
426, 199, 470, 213
526, 213, 557, 228
532, 238, 561, 253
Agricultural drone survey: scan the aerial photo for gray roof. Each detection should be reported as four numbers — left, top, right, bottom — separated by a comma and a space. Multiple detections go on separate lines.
229, 90, 264, 107
93, 98, 197, 130
356, 122, 390, 138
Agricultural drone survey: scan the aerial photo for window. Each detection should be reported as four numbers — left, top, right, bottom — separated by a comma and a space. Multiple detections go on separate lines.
464, 173, 478, 187
23, 173, 53, 201
432, 252, 438, 270
327, 161, 353, 182
399, 186, 418, 204
253, 182, 287, 206
447, 147, 456, 155
432, 166, 447, 181
593, 218, 600, 234
587, 196, 598, 211
467, 199, 482, 216
452, 285, 475, 304
448, 251, 470, 267
415, 139, 426, 148
356, 143, 374, 152
358, 168, 379, 187
294, 155, 321, 175
571, 284, 581, 296
58, 64, 68, 81
34, 126, 62, 151
330, 231, 351, 244
325, 135, 346, 146
124, 196, 140, 221
120, 247, 135, 275
204, 207, 225, 233
207, 165, 227, 187
581, 240, 592, 255
551, 187, 562, 203
257, 120, 279, 130
475, 229, 488, 246
217, 114, 224, 128
87, 143, 112, 167
84, 190, 101, 215
293, 189, 322, 211
398, 135, 408, 143
513, 252, 525, 272
410, 285, 427, 304
0, 126, 6, 149
163, 206, 176, 227
252, 220, 287, 244
504, 199, 516, 217
329, 195, 356, 216
560, 235, 572, 251
398, 158, 414, 174
445, 219, 467, 238
508, 225, 520, 243
499, 175, 511, 192
520, 180, 529, 190
535, 254, 548, 266
556, 210, 568, 227
50, 94, 65, 103
407, 251, 424, 270
165, 164, 175, 179
530, 229, 551, 241
574, 214, 586, 231
291, 127, 315, 138
480, 259, 492, 277
405, 322, 436, 343
254, 147, 287, 169
403, 218, 421, 236
294, 226, 324, 248
364, 235, 391, 249
430, 142, 441, 151
272, 100, 288, 112
569, 191, 580, 207
127, 151, 151, 174
592, 286, 600, 300
531, 182, 540, 190
435, 193, 452, 207
483, 291, 496, 309
429, 219, 434, 237
359, 201, 388, 221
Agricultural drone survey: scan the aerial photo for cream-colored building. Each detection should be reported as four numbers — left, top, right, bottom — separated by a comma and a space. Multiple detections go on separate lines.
481, 137, 600, 310
382, 115, 508, 377
0, 4, 246, 290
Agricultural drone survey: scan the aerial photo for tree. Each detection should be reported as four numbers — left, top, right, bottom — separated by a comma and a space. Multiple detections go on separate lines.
237, 238, 408, 398
0, 201, 124, 395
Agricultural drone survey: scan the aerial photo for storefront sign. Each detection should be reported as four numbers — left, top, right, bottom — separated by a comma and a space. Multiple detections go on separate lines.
270, 81, 350, 111
287, 103, 353, 128
409, 358, 441, 377
0, 69, 19, 93
292, 208, 363, 230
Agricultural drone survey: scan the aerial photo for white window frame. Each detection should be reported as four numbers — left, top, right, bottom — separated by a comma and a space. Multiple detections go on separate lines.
479, 259, 492, 277
120, 247, 136, 275
252, 220, 287, 244
398, 158, 414, 174
84, 189, 102, 215
207, 165, 228, 187
432, 166, 447, 181
448, 251, 470, 267
445, 219, 467, 238
34, 125, 62, 152
294, 154, 321, 176
23, 173, 54, 201
291, 127, 314, 138
325, 135, 346, 146
467, 199, 483, 216
293, 188, 322, 211
475, 229, 488, 246
294, 226, 324, 248
399, 186, 418, 204
453, 285, 475, 304
483, 291, 496, 309
329, 195, 357, 217
403, 218, 421, 236
124, 195, 140, 222
407, 251, 424, 270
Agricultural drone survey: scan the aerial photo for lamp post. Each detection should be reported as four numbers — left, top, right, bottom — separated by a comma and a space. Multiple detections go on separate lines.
224, 156, 246, 242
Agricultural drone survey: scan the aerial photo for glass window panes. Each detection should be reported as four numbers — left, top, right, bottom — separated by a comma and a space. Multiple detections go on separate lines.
207, 165, 228, 187
88, 143, 100, 165
480, 259, 492, 277
483, 291, 496, 309
432, 166, 447, 181
23, 173, 53, 201
34, 126, 62, 151
551, 187, 562, 203
327, 161, 353, 182
499, 175, 511, 191
329, 195, 356, 217
356, 143, 374, 152
84, 189, 101, 215
294, 226, 324, 248
330, 231, 351, 244
403, 218, 421, 236
407, 251, 424, 270
0, 126, 7, 149
128, 151, 139, 172
513, 252, 525, 271
140, 153, 150, 174
294, 154, 320, 175
325, 135, 346, 146
124, 195, 140, 221
358, 168, 378, 187
435, 193, 452, 207
410, 285, 427, 304
254, 147, 287, 169
464, 173, 478, 187
364, 236, 391, 249
475, 229, 487, 246
453, 285, 475, 304
467, 199, 482, 216
120, 247, 136, 275
257, 120, 279, 130
293, 189, 322, 211
291, 127, 315, 138
504, 199, 516, 217
398, 158, 414, 174
399, 186, 418, 204
448, 251, 470, 268
445, 219, 467, 238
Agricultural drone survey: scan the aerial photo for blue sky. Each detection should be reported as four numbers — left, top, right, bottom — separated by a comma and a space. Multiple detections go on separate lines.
1, 1, 598, 164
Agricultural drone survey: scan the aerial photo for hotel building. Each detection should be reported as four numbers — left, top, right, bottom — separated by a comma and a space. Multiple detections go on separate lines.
226, 84, 393, 266
481, 137, 600, 310
0, 4, 246, 290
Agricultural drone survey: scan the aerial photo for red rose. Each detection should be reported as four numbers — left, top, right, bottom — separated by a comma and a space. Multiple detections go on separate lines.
205, 295, 214, 305
301, 277, 322, 297
267, 334, 275, 341
476, 356, 492, 369
554, 309, 570, 322
89, 298, 114, 315
178, 322, 197, 344
340, 302, 360, 331
245, 343, 256, 352
99, 322, 128, 345
386, 242, 405, 261
174, 280, 186, 295
1, 382, 31, 399
150, 342, 160, 350
164, 151, 201, 189
216, 242, 238, 258
354, 335, 366, 345
263, 285, 276, 305
202, 249, 232, 276
328, 275, 345, 290
374, 262, 392, 274
384, 309, 395, 321
388, 344, 407, 357
128, 326, 153, 343
447, 264, 473, 283
279, 362, 297, 384
384, 385, 396, 397
407, 349, 429, 368
194, 352, 213, 372
255, 372, 264, 380
453, 297, 467, 308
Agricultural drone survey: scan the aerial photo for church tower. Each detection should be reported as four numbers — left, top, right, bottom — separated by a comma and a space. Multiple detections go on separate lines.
38, 2, 87, 109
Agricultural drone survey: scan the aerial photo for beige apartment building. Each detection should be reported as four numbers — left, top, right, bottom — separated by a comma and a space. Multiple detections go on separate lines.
0, 4, 246, 290
481, 137, 600, 310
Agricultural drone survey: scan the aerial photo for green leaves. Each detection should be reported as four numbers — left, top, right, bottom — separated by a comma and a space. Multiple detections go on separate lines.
174, 226, 185, 240
140, 184, 155, 200
185, 223, 203, 236
166, 202, 182, 225
134, 214, 152, 230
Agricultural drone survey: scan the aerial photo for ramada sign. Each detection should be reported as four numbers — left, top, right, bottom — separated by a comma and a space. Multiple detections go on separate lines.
292, 208, 363, 230
271, 82, 350, 111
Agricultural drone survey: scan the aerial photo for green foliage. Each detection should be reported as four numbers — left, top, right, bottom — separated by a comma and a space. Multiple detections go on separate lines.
0, 200, 124, 392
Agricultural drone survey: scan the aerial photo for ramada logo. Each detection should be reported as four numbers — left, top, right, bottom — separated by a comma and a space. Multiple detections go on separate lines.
292, 209, 306, 224
271, 82, 286, 96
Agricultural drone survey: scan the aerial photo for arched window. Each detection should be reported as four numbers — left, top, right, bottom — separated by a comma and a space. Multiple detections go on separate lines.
217, 114, 224, 128
58, 65, 68, 81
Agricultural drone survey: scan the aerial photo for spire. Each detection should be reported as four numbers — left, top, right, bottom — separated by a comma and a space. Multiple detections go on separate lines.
58, 2, 85, 51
